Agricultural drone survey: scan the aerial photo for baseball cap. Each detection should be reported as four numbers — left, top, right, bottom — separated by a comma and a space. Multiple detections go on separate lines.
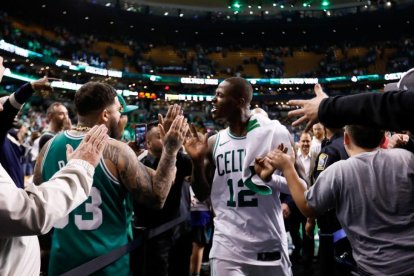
117, 94, 138, 115
384, 68, 414, 92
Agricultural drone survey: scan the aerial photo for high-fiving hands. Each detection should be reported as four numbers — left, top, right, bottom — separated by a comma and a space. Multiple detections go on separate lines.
160, 115, 189, 155
255, 143, 295, 181
158, 104, 183, 134
184, 124, 209, 162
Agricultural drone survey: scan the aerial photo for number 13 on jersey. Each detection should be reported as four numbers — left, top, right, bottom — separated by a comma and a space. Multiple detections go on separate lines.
54, 187, 103, 230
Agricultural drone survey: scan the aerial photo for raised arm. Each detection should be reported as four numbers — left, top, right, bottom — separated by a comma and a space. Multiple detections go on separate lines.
184, 124, 216, 202
288, 83, 414, 132
0, 77, 53, 138
113, 115, 189, 209
318, 91, 414, 132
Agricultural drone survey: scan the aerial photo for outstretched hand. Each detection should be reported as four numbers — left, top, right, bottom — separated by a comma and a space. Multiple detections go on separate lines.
66, 125, 109, 167
31, 76, 57, 92
287, 83, 328, 132
158, 104, 183, 133
160, 115, 189, 155
184, 124, 209, 162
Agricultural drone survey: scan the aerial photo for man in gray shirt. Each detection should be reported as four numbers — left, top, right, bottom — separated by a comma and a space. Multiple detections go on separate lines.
261, 125, 414, 275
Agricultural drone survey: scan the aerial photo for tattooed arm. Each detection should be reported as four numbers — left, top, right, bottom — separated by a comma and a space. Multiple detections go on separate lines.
110, 115, 188, 209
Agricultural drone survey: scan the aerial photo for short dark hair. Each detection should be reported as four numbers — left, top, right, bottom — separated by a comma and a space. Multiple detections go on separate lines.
74, 82, 117, 116
345, 125, 385, 149
224, 77, 253, 104
146, 120, 159, 132
145, 120, 159, 140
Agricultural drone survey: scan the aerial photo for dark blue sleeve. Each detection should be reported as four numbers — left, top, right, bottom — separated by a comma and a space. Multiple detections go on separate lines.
0, 83, 34, 138
313, 146, 344, 181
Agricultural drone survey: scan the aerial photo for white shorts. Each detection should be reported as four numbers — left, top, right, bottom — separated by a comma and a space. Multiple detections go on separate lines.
210, 258, 292, 276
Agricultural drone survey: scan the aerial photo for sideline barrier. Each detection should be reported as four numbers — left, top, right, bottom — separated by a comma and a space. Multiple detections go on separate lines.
61, 212, 190, 276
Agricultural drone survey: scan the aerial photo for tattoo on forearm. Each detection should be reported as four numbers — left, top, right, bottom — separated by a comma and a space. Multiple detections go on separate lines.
151, 151, 177, 206
109, 143, 176, 209
163, 136, 180, 154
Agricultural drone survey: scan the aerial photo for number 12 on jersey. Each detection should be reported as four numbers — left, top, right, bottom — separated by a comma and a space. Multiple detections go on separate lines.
227, 178, 258, 207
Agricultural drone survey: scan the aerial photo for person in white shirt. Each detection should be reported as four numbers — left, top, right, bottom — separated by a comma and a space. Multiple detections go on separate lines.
289, 131, 315, 267
310, 123, 325, 155
297, 132, 313, 180
0, 89, 109, 276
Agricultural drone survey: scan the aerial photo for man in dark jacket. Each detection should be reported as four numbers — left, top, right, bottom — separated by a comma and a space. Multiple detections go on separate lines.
0, 73, 52, 188
132, 120, 192, 276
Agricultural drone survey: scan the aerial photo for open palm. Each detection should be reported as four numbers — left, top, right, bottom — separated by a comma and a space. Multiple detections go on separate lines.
184, 124, 209, 162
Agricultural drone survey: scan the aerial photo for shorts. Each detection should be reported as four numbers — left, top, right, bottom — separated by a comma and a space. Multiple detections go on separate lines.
192, 224, 212, 246
210, 258, 292, 276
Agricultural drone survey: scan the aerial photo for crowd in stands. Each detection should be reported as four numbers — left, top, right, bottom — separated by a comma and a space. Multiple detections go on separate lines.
1, 31, 414, 275
2, 11, 414, 81
1, 4, 414, 274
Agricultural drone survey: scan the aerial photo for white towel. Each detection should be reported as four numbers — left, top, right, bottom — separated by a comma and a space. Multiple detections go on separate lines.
243, 113, 292, 195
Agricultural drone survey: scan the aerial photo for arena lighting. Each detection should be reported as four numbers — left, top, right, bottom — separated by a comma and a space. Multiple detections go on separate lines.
55, 59, 122, 77
138, 92, 157, 99
51, 81, 82, 90
180, 77, 218, 85
324, 76, 348, 82
0, 40, 42, 58
1, 41, 407, 87
3, 68, 34, 82
356, 74, 380, 81
322, 0, 330, 6
165, 93, 214, 102
232, 1, 242, 10
146, 75, 158, 82
118, 90, 138, 96
384, 72, 404, 80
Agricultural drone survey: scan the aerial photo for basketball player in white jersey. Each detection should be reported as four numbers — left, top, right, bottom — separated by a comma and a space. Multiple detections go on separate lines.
184, 77, 294, 276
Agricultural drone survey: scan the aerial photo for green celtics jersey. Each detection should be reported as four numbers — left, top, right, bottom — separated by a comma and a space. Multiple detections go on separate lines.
41, 131, 132, 276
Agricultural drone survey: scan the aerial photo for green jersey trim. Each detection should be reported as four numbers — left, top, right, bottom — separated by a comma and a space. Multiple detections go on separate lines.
99, 159, 120, 185
243, 166, 273, 196
64, 130, 84, 140
247, 119, 261, 133
41, 134, 58, 175
212, 132, 221, 163
227, 129, 246, 140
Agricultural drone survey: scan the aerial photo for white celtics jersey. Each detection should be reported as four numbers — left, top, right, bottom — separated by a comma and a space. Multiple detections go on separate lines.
209, 128, 291, 270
